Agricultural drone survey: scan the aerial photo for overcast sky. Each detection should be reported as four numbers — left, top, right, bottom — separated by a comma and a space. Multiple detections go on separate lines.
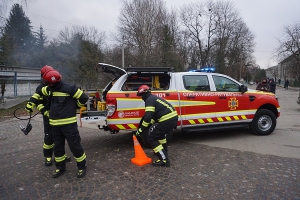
5, 0, 300, 69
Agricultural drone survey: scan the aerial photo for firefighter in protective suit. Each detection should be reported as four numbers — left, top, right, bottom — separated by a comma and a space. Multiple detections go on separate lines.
135, 85, 178, 167
25, 65, 71, 166
26, 70, 89, 178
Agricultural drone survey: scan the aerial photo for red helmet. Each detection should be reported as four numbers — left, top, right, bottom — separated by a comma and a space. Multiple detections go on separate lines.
137, 85, 151, 96
40, 65, 53, 76
43, 70, 62, 84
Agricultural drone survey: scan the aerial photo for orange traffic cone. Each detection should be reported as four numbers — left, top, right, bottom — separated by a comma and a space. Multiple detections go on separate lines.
131, 135, 152, 166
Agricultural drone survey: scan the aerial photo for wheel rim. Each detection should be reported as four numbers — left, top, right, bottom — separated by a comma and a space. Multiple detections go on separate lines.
257, 115, 272, 131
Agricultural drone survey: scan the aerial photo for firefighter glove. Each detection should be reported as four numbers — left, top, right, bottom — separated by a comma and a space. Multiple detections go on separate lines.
44, 110, 50, 118
135, 128, 142, 137
25, 102, 34, 113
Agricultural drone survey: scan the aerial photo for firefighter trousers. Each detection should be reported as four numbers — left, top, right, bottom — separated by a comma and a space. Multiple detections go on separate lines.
148, 118, 178, 160
51, 123, 86, 170
42, 115, 53, 158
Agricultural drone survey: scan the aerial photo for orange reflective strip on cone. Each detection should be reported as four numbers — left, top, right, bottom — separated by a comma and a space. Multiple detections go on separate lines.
131, 135, 152, 166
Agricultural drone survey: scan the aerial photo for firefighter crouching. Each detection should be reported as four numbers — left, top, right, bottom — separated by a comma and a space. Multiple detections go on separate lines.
26, 69, 89, 178
135, 85, 178, 167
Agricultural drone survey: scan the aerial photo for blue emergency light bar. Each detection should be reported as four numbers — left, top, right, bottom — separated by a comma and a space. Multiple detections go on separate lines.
188, 66, 216, 73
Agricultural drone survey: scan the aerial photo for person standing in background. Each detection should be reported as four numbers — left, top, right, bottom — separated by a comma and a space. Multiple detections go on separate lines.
256, 77, 270, 92
269, 78, 276, 94
284, 79, 289, 90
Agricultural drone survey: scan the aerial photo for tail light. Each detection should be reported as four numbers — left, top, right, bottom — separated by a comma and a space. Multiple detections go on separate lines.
106, 97, 117, 117
106, 104, 115, 116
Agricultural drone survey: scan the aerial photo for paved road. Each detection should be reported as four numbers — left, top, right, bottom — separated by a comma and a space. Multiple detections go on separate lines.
178, 85, 300, 159
1, 86, 300, 199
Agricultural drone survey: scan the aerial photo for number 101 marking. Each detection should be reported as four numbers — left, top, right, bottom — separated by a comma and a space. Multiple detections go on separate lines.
155, 93, 166, 98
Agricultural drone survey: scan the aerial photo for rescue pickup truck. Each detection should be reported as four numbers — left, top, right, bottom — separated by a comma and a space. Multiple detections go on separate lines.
95, 63, 280, 146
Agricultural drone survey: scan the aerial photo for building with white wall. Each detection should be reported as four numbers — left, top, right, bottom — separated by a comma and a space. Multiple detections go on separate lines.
0, 66, 40, 98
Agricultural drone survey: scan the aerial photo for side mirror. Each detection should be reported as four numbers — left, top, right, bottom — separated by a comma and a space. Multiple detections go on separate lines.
240, 85, 248, 94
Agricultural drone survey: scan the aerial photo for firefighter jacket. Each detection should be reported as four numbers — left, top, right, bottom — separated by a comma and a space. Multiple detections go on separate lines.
34, 83, 51, 116
28, 81, 89, 126
139, 93, 178, 133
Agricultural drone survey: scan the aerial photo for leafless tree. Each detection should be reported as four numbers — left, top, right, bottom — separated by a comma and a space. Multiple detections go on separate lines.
212, 1, 254, 75
117, 0, 169, 66
179, 1, 216, 68
275, 22, 300, 84
179, 0, 255, 79
57, 26, 106, 49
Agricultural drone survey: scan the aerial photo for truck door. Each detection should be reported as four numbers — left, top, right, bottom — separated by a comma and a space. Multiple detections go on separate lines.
178, 74, 216, 127
211, 75, 250, 123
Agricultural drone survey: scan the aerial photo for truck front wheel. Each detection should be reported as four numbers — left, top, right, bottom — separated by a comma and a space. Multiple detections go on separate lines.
250, 109, 276, 135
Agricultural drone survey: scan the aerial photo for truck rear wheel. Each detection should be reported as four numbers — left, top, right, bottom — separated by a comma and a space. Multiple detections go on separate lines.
250, 109, 276, 135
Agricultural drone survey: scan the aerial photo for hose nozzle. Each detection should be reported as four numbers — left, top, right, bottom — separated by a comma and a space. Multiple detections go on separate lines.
20, 123, 32, 135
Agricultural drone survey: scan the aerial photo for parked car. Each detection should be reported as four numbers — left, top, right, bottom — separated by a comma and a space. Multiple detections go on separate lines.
93, 63, 280, 146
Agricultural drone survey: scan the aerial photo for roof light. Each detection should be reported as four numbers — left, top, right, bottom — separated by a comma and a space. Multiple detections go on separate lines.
188, 66, 216, 73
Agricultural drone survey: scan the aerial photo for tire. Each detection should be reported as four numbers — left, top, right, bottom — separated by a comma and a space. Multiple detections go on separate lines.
250, 109, 276, 135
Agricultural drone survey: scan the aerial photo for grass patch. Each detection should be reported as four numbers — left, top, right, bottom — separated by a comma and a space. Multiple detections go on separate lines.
0, 101, 39, 122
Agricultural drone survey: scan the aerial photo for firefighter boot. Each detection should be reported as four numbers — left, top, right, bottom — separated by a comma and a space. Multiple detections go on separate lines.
152, 149, 170, 167
44, 147, 53, 166
77, 160, 87, 178
45, 157, 52, 166
52, 168, 65, 178
77, 167, 87, 178
52, 161, 66, 178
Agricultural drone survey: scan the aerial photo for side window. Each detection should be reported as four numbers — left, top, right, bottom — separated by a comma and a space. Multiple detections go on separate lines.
212, 75, 239, 92
122, 74, 170, 91
183, 75, 210, 91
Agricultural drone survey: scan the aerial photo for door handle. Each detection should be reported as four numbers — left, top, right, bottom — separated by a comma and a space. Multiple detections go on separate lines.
219, 96, 226, 99
249, 96, 256, 101
186, 96, 195, 99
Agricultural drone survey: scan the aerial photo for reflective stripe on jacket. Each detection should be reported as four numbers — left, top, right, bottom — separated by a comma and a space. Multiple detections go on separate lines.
29, 81, 89, 126
140, 94, 178, 132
